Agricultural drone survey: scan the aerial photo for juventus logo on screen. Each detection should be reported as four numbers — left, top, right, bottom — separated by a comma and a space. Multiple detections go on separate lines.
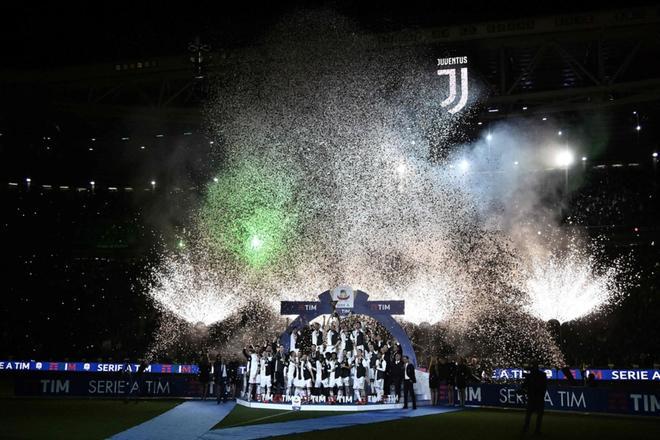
437, 56, 469, 114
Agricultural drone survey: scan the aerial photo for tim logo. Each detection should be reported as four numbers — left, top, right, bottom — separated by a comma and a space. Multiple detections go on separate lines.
437, 56, 469, 114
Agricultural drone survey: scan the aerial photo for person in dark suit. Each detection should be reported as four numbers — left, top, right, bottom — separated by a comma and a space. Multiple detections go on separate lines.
227, 358, 240, 399
521, 362, 548, 435
213, 354, 229, 404
446, 357, 457, 406
389, 352, 404, 401
273, 345, 287, 395
402, 355, 416, 409
455, 357, 472, 407
198, 353, 211, 400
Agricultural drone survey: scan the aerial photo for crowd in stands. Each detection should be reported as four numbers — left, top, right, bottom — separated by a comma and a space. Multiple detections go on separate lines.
2, 163, 658, 368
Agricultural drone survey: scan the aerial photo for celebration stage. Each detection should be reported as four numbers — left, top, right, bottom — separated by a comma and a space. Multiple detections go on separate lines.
279, 286, 417, 365
236, 398, 404, 411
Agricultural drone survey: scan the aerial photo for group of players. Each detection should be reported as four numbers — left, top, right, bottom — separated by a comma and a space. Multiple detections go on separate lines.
242, 313, 416, 404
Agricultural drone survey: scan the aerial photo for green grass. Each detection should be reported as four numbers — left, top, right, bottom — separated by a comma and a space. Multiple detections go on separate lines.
278, 407, 660, 440
213, 404, 351, 429
0, 398, 181, 440
0, 376, 14, 397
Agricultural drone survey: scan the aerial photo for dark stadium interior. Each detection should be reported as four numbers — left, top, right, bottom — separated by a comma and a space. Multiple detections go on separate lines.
1, 1, 659, 369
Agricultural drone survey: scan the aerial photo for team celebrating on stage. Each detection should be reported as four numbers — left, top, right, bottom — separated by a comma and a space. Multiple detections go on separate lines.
241, 312, 417, 408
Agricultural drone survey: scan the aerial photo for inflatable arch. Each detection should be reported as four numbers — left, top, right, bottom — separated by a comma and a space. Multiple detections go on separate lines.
279, 289, 417, 366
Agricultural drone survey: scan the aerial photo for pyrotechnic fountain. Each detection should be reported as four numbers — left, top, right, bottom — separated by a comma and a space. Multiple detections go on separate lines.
146, 13, 629, 365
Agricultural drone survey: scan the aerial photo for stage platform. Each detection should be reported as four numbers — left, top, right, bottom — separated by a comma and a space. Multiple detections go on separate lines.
236, 398, 405, 411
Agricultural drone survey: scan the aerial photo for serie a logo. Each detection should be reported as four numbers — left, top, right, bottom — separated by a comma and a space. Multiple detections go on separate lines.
437, 56, 469, 114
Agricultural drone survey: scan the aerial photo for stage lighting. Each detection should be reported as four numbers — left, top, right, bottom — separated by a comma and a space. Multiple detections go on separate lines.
90, 181, 95, 186
653, 152, 658, 158
581, 156, 587, 162
213, 177, 219, 183
555, 150, 574, 168
636, 125, 641, 131
140, 145, 146, 150
558, 131, 562, 136
25, 177, 31, 183
542, 117, 547, 121
486, 133, 492, 141
458, 159, 470, 172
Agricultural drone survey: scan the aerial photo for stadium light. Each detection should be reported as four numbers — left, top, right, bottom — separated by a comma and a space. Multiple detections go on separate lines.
89, 181, 95, 186
555, 149, 574, 168
25, 177, 31, 183
636, 125, 641, 131
486, 133, 493, 142
458, 159, 470, 172
653, 152, 658, 158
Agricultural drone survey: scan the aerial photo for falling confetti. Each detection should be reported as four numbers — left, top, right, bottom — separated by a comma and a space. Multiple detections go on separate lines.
146, 12, 630, 366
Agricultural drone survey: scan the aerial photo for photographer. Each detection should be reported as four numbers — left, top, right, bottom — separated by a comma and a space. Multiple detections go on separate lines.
520, 362, 548, 435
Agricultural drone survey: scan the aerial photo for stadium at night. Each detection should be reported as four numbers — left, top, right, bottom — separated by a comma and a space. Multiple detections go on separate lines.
1, 2, 659, 439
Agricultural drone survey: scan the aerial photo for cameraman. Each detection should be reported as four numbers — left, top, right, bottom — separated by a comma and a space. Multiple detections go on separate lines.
520, 362, 548, 435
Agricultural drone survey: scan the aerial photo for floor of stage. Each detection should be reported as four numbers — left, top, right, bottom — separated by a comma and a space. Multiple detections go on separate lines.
235, 398, 406, 411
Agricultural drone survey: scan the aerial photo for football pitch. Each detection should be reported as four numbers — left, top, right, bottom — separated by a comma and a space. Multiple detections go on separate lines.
1, 398, 659, 440
0, 398, 180, 440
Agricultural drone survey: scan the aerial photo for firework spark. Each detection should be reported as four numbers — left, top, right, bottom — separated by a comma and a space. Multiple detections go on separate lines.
524, 250, 623, 323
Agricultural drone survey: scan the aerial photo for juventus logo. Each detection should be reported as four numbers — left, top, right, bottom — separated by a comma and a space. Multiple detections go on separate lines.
437, 56, 469, 114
